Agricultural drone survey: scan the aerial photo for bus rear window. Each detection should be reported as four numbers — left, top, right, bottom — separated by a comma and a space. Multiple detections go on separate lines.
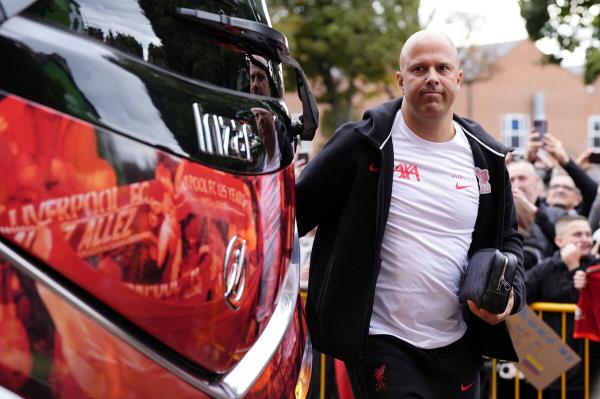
25, 0, 283, 98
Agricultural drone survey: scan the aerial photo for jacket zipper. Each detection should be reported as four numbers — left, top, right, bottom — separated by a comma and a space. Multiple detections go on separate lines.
360, 151, 385, 360
496, 254, 510, 292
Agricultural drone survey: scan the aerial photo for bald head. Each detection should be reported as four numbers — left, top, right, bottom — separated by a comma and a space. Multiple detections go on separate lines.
399, 30, 459, 71
507, 160, 537, 178
395, 28, 463, 139
507, 160, 541, 203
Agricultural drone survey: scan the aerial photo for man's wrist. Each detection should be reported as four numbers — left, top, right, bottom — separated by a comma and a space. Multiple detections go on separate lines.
560, 257, 579, 271
565, 261, 580, 271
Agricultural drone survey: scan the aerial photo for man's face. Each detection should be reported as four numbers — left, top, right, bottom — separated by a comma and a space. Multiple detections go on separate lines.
250, 63, 270, 96
556, 220, 593, 255
547, 175, 581, 210
397, 34, 463, 118
507, 163, 540, 203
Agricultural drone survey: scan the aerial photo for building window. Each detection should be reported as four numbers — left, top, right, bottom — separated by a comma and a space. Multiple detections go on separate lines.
502, 114, 529, 154
589, 116, 600, 149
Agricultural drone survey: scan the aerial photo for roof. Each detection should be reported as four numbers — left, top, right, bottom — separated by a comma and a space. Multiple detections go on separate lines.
458, 40, 524, 81
459, 40, 587, 80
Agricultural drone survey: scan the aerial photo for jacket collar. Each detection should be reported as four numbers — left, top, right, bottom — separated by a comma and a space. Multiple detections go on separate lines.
354, 98, 402, 149
354, 97, 512, 157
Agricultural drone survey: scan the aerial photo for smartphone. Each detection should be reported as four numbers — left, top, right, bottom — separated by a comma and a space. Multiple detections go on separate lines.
589, 151, 600, 164
533, 119, 547, 137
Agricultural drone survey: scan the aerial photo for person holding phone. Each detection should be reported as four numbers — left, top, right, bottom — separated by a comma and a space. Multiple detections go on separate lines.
575, 148, 600, 171
526, 130, 598, 221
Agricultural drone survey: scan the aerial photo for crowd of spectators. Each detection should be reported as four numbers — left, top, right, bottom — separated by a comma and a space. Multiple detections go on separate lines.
501, 130, 600, 398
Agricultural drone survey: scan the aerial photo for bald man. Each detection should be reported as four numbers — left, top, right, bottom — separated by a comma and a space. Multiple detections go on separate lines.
507, 160, 555, 257
296, 30, 524, 398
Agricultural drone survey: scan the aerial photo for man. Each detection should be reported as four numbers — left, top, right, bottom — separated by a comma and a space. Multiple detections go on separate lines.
248, 55, 292, 170
250, 55, 272, 97
547, 174, 583, 214
251, 107, 280, 172
507, 160, 555, 257
296, 30, 525, 398
525, 215, 600, 399
527, 132, 598, 220
508, 160, 544, 206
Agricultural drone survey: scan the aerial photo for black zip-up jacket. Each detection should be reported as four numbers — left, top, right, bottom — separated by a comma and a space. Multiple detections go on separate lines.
296, 98, 525, 362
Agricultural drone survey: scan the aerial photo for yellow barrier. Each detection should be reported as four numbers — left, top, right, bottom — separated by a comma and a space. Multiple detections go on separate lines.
298, 293, 591, 399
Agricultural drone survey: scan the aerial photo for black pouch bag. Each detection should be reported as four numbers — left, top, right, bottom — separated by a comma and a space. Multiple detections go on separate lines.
459, 249, 517, 314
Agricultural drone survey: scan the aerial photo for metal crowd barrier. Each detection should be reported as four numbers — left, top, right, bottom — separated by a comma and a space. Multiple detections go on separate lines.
299, 292, 590, 399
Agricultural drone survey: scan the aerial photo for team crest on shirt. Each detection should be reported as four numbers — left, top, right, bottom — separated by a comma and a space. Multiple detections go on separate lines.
475, 167, 491, 194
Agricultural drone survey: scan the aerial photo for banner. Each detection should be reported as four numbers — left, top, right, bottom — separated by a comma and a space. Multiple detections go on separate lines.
506, 306, 580, 390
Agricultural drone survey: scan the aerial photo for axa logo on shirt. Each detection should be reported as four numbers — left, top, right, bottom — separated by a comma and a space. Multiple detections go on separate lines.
394, 163, 421, 181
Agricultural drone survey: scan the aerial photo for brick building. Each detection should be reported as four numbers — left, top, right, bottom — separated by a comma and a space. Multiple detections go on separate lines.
453, 40, 600, 159
289, 40, 600, 161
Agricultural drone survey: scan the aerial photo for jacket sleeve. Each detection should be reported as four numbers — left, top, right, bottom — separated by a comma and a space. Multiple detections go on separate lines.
525, 258, 580, 303
295, 127, 358, 237
501, 167, 526, 314
563, 159, 598, 217
535, 202, 556, 243
588, 194, 600, 231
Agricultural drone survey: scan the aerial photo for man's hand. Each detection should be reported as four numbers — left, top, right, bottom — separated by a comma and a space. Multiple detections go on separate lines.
560, 243, 581, 271
467, 289, 514, 325
574, 270, 587, 291
593, 240, 600, 257
526, 131, 543, 163
512, 189, 538, 214
576, 148, 594, 172
542, 133, 570, 166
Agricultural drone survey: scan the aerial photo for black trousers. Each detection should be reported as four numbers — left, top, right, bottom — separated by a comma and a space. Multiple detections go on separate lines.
345, 331, 482, 399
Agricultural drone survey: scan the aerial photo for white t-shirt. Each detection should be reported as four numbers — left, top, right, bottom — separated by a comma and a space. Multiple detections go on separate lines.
369, 110, 480, 349
263, 131, 281, 173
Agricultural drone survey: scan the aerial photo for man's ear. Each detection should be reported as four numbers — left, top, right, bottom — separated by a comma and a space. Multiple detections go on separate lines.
456, 69, 463, 91
555, 235, 564, 249
575, 193, 583, 208
396, 71, 403, 92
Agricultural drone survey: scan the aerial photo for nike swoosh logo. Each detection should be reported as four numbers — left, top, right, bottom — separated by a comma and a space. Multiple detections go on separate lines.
460, 383, 475, 392
455, 183, 472, 190
369, 163, 380, 173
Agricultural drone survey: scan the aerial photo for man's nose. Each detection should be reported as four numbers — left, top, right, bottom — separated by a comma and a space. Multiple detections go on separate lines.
425, 68, 440, 84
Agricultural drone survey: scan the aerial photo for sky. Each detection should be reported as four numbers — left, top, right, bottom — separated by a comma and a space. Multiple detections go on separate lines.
419, 0, 586, 66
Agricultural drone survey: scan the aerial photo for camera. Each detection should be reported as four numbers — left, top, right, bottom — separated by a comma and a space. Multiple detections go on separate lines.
589, 151, 600, 164
533, 119, 547, 137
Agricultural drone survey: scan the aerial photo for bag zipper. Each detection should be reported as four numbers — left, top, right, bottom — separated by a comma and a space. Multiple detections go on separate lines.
496, 254, 511, 292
